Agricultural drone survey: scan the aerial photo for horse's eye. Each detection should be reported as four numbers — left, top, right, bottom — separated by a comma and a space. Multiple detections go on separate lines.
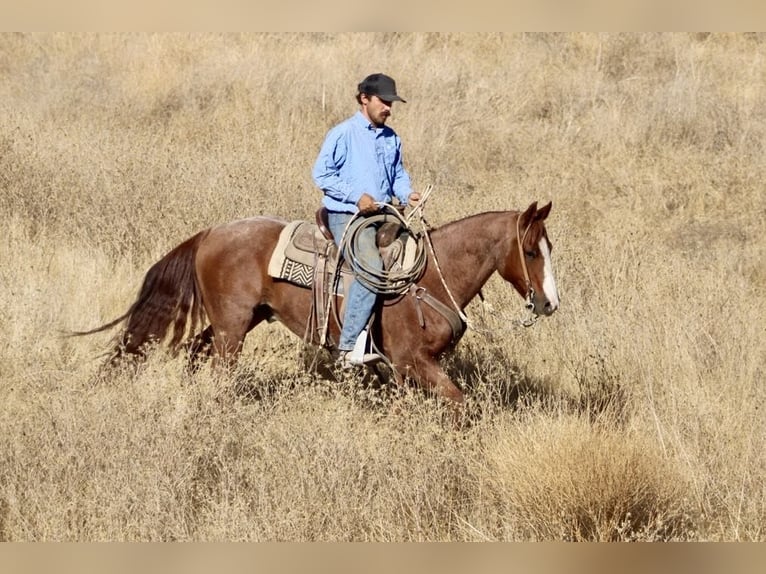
525, 250, 537, 259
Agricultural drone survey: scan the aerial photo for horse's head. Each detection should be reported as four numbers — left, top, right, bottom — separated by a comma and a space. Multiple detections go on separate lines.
499, 201, 560, 317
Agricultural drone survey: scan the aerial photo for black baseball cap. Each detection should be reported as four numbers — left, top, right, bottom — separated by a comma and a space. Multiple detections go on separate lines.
357, 73, 406, 103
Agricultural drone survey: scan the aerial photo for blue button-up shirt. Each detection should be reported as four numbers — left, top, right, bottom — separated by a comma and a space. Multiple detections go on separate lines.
312, 111, 413, 213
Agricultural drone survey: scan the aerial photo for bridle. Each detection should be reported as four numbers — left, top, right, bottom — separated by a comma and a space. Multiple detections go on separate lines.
418, 203, 540, 334
515, 211, 537, 314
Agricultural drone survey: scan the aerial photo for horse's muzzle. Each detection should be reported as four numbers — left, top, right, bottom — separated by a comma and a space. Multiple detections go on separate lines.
530, 292, 558, 316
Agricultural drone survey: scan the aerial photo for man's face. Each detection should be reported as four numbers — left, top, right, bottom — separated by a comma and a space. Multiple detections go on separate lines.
361, 94, 393, 127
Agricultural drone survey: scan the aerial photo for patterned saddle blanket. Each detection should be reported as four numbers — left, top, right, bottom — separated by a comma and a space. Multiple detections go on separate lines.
267, 220, 337, 288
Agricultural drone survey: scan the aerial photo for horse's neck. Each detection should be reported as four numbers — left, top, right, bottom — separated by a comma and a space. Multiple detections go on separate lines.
425, 213, 508, 307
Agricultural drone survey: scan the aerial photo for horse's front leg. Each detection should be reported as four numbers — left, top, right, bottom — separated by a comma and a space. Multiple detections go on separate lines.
401, 355, 465, 426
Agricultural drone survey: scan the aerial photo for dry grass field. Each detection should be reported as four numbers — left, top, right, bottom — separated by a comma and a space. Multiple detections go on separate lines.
0, 32, 764, 541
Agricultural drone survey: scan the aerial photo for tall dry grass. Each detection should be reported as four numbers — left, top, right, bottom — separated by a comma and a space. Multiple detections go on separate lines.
0, 32, 764, 541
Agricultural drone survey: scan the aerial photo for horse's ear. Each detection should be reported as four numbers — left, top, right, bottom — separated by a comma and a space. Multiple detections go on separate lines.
535, 201, 552, 221
519, 201, 538, 228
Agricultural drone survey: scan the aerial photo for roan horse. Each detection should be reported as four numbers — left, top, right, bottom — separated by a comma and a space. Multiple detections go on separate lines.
79, 201, 559, 410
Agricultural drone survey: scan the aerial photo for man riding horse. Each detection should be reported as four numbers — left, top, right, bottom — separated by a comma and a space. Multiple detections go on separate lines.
312, 73, 421, 368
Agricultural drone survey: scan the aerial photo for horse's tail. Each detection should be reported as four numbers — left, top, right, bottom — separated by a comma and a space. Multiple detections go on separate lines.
73, 230, 208, 359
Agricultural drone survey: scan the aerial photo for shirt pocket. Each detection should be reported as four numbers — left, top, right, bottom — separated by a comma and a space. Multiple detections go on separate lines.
381, 138, 398, 170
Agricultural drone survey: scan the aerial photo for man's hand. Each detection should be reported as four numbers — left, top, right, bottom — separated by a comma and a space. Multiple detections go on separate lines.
408, 191, 421, 207
357, 193, 379, 214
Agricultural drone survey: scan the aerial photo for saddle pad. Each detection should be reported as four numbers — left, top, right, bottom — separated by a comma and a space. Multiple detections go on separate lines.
268, 221, 336, 287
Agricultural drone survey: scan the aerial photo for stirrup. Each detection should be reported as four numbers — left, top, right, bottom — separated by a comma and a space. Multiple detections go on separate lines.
346, 328, 383, 365
336, 350, 383, 368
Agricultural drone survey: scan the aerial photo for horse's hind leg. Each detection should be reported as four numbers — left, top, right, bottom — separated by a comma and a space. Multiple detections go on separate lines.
187, 326, 215, 371
207, 304, 275, 370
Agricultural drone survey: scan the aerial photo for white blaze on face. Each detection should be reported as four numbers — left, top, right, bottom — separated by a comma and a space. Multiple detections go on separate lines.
539, 237, 560, 310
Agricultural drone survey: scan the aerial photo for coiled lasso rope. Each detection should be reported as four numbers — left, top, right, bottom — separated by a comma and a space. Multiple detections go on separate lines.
336, 202, 428, 295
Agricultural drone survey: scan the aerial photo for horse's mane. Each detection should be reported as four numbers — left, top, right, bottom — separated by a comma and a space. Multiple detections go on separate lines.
428, 210, 506, 234
428, 210, 545, 251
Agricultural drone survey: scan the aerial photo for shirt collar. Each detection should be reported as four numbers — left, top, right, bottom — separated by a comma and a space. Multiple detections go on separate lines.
353, 110, 382, 132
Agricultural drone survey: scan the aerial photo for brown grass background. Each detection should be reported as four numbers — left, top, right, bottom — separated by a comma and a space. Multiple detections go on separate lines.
0, 32, 764, 541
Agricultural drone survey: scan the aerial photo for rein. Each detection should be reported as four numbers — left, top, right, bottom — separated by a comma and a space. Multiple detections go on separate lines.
416, 197, 539, 335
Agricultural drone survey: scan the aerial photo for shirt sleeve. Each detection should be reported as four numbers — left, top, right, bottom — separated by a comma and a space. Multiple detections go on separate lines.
391, 136, 413, 205
312, 126, 362, 205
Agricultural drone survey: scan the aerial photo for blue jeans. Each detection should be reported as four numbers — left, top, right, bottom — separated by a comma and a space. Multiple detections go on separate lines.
327, 211, 383, 351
